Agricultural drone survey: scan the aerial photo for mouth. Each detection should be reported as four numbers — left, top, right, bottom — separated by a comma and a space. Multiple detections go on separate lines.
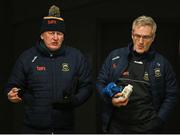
51, 42, 58, 46
137, 44, 144, 49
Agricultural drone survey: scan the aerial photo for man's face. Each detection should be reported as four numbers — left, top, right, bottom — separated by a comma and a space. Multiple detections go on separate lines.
132, 25, 155, 54
41, 31, 64, 51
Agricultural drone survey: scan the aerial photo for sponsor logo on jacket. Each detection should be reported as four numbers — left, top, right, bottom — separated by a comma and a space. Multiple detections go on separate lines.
36, 66, 46, 71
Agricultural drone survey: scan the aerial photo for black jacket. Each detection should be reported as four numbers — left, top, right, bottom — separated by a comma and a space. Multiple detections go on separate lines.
5, 42, 92, 129
96, 44, 178, 132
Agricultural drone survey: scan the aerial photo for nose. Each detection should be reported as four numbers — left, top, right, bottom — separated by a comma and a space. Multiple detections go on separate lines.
53, 33, 59, 40
139, 37, 144, 43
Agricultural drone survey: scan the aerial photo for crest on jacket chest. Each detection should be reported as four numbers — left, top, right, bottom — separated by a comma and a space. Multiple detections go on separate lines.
143, 72, 149, 81
61, 63, 70, 72
154, 68, 161, 77
154, 62, 161, 78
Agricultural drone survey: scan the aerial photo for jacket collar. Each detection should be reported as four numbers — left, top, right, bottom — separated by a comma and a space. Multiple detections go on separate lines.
36, 40, 66, 57
127, 43, 156, 61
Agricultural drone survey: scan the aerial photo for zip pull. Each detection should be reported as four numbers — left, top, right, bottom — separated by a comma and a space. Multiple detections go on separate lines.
32, 56, 38, 63
50, 54, 53, 57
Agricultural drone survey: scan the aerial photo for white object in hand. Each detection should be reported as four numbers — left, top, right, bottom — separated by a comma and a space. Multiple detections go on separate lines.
119, 84, 133, 99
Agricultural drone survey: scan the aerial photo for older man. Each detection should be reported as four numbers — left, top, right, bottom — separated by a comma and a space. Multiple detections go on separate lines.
6, 5, 92, 133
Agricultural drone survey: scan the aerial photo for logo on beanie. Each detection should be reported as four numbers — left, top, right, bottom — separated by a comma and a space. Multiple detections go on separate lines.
48, 20, 57, 24
40, 5, 65, 34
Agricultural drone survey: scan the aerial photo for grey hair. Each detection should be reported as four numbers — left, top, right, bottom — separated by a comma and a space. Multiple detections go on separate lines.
132, 15, 157, 34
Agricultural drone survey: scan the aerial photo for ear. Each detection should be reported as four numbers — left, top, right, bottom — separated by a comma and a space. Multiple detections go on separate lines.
40, 34, 43, 40
131, 30, 134, 39
152, 33, 156, 41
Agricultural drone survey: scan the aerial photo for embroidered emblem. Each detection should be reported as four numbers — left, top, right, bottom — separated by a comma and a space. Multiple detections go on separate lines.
36, 66, 46, 71
154, 68, 161, 77
62, 63, 70, 71
143, 72, 149, 81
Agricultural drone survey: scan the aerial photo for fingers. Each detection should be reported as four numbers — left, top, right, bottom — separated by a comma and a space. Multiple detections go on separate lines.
112, 94, 129, 107
7, 87, 22, 103
113, 92, 123, 98
8, 88, 18, 98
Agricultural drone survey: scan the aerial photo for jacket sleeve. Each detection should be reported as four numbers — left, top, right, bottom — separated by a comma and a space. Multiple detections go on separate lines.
158, 59, 179, 122
4, 54, 27, 95
71, 53, 93, 107
96, 53, 113, 104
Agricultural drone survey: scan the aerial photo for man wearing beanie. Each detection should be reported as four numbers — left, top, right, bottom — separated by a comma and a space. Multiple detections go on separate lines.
5, 5, 92, 133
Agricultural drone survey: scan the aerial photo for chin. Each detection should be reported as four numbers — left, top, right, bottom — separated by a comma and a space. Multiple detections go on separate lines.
49, 48, 58, 51
136, 49, 145, 54
50, 46, 61, 51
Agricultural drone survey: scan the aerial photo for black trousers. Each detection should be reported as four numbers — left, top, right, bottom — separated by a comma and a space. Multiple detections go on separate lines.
108, 118, 163, 134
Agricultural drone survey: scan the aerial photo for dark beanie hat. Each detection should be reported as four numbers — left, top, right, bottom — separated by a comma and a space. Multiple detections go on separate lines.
40, 5, 65, 34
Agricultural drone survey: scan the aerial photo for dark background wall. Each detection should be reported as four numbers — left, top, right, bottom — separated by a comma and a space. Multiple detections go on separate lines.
0, 0, 179, 133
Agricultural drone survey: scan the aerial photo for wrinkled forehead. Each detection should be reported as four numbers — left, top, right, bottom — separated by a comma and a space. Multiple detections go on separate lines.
132, 25, 154, 34
132, 22, 156, 34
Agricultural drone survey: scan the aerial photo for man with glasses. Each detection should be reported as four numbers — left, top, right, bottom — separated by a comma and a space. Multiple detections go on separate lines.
96, 15, 178, 133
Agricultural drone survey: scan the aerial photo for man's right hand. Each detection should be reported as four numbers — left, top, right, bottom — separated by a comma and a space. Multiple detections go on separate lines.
112, 92, 128, 107
7, 87, 22, 103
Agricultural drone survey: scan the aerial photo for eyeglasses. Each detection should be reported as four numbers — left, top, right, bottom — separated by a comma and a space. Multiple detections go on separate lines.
133, 33, 153, 41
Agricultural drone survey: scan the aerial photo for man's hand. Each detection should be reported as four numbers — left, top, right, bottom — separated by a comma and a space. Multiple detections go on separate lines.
7, 87, 22, 103
112, 92, 128, 107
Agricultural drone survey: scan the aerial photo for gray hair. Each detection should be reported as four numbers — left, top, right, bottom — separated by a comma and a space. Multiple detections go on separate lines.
132, 15, 157, 34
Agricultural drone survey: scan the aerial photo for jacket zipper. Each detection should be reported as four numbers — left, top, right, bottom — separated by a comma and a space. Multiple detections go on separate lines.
50, 54, 55, 133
